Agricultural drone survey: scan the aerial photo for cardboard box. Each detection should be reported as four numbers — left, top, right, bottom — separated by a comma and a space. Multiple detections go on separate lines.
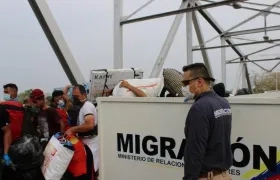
89, 68, 144, 103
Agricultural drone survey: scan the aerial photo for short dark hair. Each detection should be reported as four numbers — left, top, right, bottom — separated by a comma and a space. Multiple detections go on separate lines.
73, 84, 87, 95
52, 90, 64, 98
3, 83, 18, 91
182, 63, 213, 83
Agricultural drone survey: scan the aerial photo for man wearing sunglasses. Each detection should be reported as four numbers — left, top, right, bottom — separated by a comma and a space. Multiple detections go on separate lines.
182, 63, 232, 180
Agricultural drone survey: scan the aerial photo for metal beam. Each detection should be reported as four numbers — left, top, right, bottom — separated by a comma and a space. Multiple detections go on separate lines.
122, 0, 156, 21
196, 2, 251, 89
228, 44, 280, 63
192, 12, 213, 77
225, 25, 280, 37
228, 58, 280, 64
232, 63, 244, 95
197, 0, 280, 47
149, 1, 188, 78
186, 3, 193, 65
221, 37, 226, 86
121, 0, 242, 25
240, 6, 280, 16
197, 3, 243, 57
240, 1, 280, 9
193, 39, 280, 51
114, 0, 123, 68
270, 62, 280, 72
251, 62, 269, 72
202, 0, 280, 16
28, 0, 85, 84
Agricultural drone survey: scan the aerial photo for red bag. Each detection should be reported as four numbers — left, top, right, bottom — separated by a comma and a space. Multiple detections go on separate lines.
66, 135, 87, 177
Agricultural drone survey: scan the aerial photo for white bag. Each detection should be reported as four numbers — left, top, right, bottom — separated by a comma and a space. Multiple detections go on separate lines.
112, 78, 164, 97
41, 136, 74, 180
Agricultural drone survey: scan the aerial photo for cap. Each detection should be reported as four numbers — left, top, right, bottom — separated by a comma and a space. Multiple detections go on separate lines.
52, 90, 64, 98
30, 89, 45, 100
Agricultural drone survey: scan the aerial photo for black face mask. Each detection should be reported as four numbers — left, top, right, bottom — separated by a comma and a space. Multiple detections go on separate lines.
72, 97, 82, 106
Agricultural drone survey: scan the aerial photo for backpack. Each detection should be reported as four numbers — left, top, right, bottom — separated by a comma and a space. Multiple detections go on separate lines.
21, 106, 38, 137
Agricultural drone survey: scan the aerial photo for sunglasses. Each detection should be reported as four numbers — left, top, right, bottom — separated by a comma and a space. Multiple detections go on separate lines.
182, 77, 201, 86
182, 77, 216, 86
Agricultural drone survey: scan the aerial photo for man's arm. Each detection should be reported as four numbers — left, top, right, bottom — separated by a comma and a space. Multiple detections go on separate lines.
120, 80, 147, 97
0, 106, 11, 154
65, 103, 95, 135
71, 114, 95, 133
183, 106, 210, 180
2, 125, 11, 154
126, 84, 147, 97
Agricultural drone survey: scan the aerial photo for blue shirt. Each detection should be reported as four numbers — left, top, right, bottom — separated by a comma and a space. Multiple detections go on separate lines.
183, 91, 233, 180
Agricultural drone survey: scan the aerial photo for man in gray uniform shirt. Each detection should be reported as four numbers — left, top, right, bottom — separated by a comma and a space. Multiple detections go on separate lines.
182, 63, 232, 180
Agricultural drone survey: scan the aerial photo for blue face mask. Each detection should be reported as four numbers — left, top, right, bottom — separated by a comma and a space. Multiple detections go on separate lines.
3, 94, 10, 101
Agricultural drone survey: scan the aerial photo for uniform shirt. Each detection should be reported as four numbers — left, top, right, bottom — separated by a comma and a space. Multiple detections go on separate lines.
183, 91, 233, 180
0, 105, 9, 148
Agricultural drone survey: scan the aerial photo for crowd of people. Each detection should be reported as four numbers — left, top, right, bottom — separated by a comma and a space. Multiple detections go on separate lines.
0, 83, 99, 180
0, 63, 244, 180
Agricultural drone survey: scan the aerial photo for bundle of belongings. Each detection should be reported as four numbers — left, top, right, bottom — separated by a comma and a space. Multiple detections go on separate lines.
42, 133, 88, 180
3, 135, 44, 180
112, 78, 164, 97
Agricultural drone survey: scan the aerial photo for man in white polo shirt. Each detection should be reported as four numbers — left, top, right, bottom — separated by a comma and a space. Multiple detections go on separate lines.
65, 84, 99, 179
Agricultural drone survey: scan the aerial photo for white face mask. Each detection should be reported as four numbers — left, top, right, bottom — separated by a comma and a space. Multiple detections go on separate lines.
57, 100, 65, 108
181, 86, 194, 102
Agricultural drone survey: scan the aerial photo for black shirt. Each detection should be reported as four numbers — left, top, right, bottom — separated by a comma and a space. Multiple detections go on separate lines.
183, 91, 233, 180
0, 105, 9, 149
37, 107, 60, 138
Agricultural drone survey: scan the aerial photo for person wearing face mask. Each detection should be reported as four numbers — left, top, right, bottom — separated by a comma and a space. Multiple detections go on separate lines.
30, 89, 64, 143
65, 84, 99, 180
182, 63, 232, 180
1, 83, 24, 142
51, 90, 70, 131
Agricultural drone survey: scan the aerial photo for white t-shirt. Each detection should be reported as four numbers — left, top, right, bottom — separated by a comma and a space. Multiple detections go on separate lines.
78, 101, 98, 126
78, 101, 99, 171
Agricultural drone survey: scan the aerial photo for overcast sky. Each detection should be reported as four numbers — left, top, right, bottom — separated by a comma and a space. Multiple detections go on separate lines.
0, 0, 280, 97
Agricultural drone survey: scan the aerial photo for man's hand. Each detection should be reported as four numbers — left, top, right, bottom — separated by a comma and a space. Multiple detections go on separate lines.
3, 154, 11, 166
65, 127, 75, 136
120, 80, 131, 89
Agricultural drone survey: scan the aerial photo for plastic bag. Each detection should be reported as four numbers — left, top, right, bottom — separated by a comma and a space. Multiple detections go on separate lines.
9, 134, 44, 170
5, 135, 44, 180
42, 135, 74, 180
